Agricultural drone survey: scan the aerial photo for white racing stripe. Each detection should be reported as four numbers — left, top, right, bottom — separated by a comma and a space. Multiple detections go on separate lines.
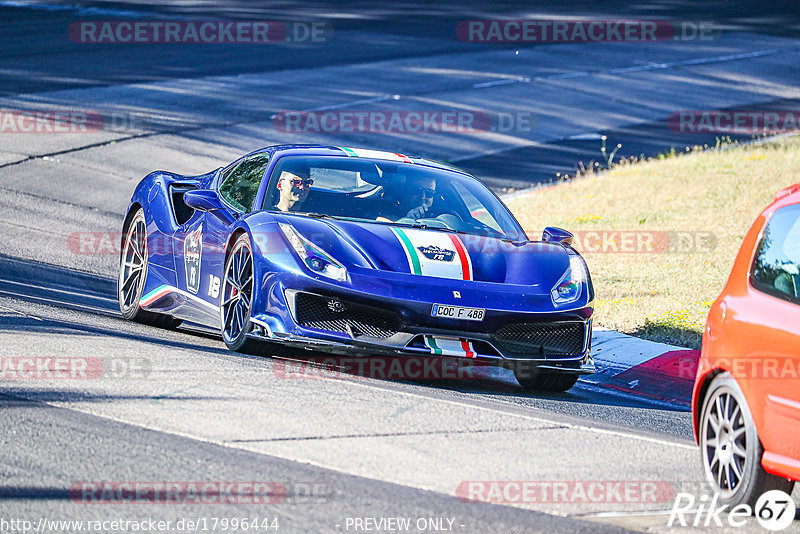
392, 227, 473, 280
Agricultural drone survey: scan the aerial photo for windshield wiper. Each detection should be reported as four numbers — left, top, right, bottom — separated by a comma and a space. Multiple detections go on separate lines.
392, 221, 429, 230
303, 212, 340, 220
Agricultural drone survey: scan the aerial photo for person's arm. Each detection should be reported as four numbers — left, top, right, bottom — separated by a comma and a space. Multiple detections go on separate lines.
405, 204, 429, 219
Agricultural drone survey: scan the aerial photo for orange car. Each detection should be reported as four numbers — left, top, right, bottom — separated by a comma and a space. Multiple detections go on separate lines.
692, 183, 800, 507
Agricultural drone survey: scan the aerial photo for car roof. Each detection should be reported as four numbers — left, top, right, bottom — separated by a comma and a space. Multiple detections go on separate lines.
774, 183, 800, 203
244, 144, 472, 176
761, 183, 800, 218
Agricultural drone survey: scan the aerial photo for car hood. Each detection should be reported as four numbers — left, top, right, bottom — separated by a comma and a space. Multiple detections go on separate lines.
255, 213, 573, 287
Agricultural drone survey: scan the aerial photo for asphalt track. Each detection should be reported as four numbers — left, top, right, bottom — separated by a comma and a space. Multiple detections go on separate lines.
1, 1, 800, 532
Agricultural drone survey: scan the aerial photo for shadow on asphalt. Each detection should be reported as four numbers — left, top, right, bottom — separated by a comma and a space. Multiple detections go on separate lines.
0, 486, 72, 500
0, 389, 226, 405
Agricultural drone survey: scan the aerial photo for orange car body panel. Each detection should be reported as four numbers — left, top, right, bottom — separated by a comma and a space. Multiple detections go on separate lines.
692, 184, 800, 482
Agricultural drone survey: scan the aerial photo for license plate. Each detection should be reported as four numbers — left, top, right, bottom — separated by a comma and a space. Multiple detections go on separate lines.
431, 304, 485, 322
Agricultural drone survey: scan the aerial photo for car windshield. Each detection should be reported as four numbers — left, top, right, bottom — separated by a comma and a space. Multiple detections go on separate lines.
261, 155, 527, 241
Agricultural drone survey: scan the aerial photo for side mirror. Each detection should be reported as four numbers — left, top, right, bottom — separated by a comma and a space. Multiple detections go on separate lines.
542, 226, 574, 246
183, 189, 236, 224
183, 189, 224, 212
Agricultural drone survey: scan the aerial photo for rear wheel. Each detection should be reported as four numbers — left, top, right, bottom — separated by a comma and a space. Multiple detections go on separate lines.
118, 208, 182, 329
513, 363, 579, 392
699, 372, 794, 507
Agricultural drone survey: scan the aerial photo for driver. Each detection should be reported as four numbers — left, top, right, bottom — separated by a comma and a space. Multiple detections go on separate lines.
275, 164, 313, 212
402, 176, 437, 219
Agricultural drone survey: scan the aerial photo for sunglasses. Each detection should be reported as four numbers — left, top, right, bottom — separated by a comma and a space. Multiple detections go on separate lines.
414, 186, 436, 198
287, 178, 314, 188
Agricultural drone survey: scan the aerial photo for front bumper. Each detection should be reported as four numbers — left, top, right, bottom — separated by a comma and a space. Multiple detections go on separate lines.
250, 280, 595, 375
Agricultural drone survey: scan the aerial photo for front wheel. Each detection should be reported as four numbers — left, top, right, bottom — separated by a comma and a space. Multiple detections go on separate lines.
513, 363, 579, 392
699, 372, 794, 507
220, 234, 262, 354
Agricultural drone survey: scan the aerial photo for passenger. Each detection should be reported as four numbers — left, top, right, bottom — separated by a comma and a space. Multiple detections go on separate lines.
376, 175, 437, 221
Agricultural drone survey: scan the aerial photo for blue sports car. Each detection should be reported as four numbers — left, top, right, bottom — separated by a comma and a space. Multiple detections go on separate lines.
119, 145, 595, 391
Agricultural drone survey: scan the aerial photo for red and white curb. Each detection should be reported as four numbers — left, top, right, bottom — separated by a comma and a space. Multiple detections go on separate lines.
579, 327, 699, 407
462, 326, 699, 407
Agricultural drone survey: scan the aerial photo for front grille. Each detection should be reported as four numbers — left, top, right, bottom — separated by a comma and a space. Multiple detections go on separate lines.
294, 293, 401, 339
493, 321, 586, 358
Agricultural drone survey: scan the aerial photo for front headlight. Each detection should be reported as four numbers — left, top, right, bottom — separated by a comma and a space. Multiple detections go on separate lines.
551, 255, 586, 305
279, 223, 347, 282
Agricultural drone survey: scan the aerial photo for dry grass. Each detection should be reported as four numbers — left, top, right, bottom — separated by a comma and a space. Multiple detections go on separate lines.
506, 135, 800, 349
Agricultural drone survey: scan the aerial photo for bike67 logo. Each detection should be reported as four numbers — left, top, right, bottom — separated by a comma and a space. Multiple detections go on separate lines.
668, 490, 796, 531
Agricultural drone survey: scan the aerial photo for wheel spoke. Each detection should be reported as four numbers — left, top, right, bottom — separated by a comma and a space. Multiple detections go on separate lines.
234, 250, 242, 285
131, 240, 143, 262
124, 275, 139, 307
224, 302, 236, 330
715, 395, 725, 423
725, 463, 734, 490
121, 268, 141, 293
708, 414, 720, 433
133, 223, 145, 258
730, 404, 741, 427
732, 458, 743, 478
237, 249, 246, 280
234, 302, 244, 336
226, 264, 239, 290
725, 395, 731, 423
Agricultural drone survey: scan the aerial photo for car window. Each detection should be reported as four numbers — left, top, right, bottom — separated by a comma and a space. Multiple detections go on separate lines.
450, 181, 503, 233
218, 153, 270, 211
309, 167, 374, 191
750, 204, 800, 305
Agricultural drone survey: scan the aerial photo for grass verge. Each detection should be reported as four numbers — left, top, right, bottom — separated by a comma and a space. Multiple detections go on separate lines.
506, 135, 800, 349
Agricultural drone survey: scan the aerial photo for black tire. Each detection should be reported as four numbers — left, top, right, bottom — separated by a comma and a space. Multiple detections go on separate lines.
513, 362, 579, 392
118, 208, 182, 329
220, 233, 264, 354
699, 372, 794, 508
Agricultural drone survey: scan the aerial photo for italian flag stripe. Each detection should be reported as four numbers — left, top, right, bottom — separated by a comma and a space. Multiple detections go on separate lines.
460, 339, 475, 358
338, 146, 412, 163
392, 228, 422, 275
447, 233, 472, 280
140, 285, 171, 307
426, 336, 443, 355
